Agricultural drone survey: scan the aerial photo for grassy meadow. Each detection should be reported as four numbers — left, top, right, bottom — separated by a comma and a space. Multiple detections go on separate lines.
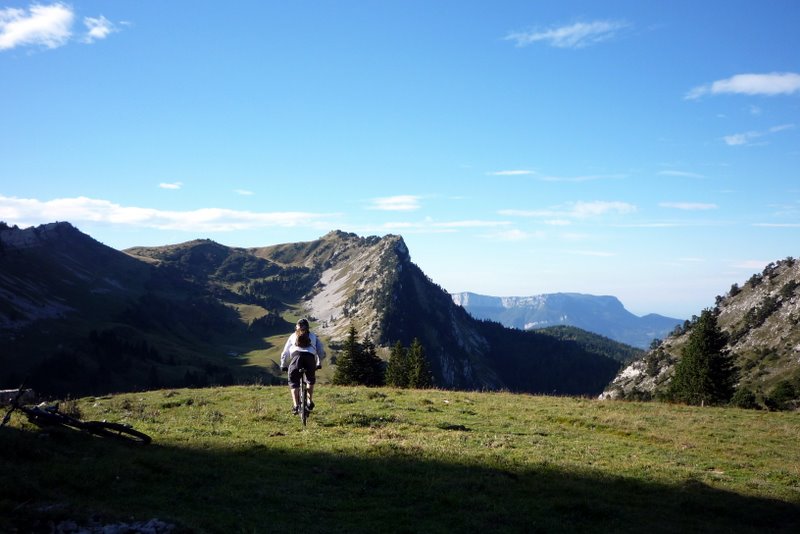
1, 385, 799, 533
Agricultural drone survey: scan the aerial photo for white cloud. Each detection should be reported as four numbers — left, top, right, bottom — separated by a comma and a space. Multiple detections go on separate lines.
159, 182, 183, 190
571, 201, 637, 218
659, 202, 718, 211
686, 72, 800, 100
0, 2, 74, 50
234, 189, 254, 196
723, 123, 795, 146
83, 15, 117, 43
753, 222, 800, 228
506, 20, 629, 49
368, 195, 421, 211
500, 200, 637, 220
0, 195, 335, 232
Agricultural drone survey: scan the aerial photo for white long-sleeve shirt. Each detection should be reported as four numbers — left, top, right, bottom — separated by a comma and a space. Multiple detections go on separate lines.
280, 332, 325, 369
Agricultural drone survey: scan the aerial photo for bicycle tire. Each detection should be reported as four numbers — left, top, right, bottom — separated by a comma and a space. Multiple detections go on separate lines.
83, 421, 152, 445
300, 372, 308, 427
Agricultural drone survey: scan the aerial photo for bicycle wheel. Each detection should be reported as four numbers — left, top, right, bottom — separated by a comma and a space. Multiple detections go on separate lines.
300, 373, 308, 427
83, 421, 152, 444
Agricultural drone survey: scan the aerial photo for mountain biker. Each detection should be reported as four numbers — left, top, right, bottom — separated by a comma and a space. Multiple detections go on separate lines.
280, 318, 324, 415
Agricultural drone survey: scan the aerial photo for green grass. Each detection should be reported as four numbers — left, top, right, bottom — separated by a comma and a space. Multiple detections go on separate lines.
2, 386, 799, 533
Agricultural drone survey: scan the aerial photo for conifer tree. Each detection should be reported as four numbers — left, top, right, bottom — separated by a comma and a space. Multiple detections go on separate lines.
407, 338, 433, 389
668, 308, 735, 406
359, 335, 385, 386
332, 325, 385, 386
332, 325, 361, 386
386, 341, 409, 388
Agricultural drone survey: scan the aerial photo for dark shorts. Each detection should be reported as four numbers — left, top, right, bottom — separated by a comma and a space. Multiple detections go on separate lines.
288, 352, 316, 389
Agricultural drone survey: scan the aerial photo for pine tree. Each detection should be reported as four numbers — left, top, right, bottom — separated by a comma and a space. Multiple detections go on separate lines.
407, 338, 433, 389
359, 335, 385, 386
332, 325, 361, 386
386, 341, 409, 387
332, 325, 385, 386
669, 308, 736, 406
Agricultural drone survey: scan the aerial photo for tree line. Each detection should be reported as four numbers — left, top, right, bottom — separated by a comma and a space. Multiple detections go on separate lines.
332, 325, 433, 389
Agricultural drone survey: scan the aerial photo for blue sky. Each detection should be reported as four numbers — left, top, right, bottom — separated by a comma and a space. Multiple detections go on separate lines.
1, 1, 798, 319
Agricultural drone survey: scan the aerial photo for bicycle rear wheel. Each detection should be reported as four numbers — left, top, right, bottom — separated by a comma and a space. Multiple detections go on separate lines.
84, 421, 152, 444
300, 373, 308, 427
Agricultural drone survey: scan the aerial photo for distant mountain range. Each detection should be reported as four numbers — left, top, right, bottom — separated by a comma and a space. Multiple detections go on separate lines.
452, 292, 683, 349
0, 222, 631, 397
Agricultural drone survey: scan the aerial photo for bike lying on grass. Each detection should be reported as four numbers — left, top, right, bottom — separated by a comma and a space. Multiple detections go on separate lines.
1, 387, 152, 445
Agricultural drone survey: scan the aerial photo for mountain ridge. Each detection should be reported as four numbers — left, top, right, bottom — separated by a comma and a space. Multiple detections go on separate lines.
452, 291, 682, 349
1, 222, 627, 397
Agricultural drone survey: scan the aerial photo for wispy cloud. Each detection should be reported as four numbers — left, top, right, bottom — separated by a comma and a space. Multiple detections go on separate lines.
723, 124, 794, 146
659, 202, 718, 211
753, 222, 800, 228
82, 15, 117, 43
368, 195, 421, 211
501, 200, 637, 219
686, 72, 800, 100
506, 20, 629, 49
0, 3, 122, 51
234, 189, 254, 196
0, 2, 73, 50
159, 182, 183, 190
0, 195, 336, 232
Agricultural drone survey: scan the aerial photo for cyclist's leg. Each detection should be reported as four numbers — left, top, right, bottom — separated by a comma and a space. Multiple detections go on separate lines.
302, 353, 317, 408
288, 355, 302, 411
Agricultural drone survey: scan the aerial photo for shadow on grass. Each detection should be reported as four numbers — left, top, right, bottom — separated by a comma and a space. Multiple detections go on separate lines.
1, 425, 799, 533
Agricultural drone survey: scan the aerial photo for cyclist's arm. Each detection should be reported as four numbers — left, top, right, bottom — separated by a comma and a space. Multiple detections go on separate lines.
315, 335, 325, 367
280, 335, 294, 369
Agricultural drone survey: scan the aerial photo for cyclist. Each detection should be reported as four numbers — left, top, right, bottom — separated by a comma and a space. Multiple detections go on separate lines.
280, 318, 324, 415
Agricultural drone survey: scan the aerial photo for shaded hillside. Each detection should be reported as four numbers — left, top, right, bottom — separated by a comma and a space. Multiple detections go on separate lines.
453, 292, 682, 349
1, 223, 625, 397
602, 257, 800, 408
0, 223, 279, 396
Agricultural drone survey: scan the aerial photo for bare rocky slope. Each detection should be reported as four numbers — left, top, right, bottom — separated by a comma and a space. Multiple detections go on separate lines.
601, 257, 800, 404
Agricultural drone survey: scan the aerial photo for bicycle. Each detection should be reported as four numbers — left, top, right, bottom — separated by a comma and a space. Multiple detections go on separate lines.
1, 387, 151, 445
299, 368, 310, 427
